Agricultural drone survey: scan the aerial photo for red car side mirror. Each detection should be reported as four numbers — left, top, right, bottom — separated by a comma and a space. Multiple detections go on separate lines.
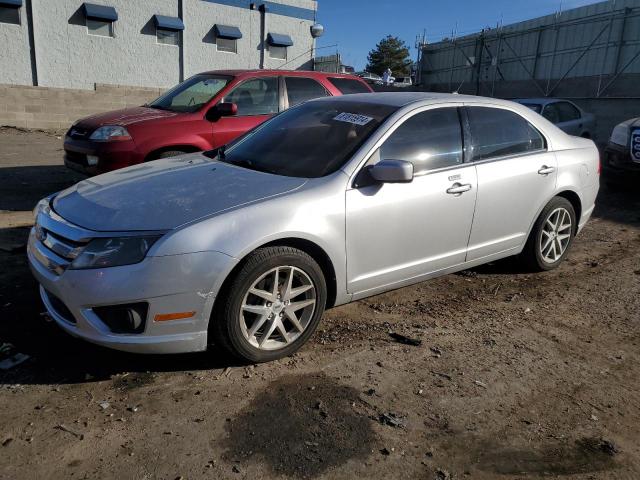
206, 102, 237, 121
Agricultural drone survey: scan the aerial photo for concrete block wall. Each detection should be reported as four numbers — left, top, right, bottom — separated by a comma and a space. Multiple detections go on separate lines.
0, 83, 164, 130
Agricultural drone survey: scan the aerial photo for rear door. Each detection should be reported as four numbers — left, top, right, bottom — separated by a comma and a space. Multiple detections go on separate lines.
465, 105, 557, 261
212, 76, 280, 148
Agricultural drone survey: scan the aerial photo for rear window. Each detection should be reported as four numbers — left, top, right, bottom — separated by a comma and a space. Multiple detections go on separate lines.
327, 78, 371, 95
220, 100, 396, 178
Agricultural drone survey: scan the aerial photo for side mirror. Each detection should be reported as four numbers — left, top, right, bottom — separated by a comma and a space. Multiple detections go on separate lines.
206, 102, 237, 121
367, 159, 414, 183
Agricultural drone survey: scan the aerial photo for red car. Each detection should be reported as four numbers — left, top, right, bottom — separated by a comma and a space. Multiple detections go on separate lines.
64, 70, 372, 175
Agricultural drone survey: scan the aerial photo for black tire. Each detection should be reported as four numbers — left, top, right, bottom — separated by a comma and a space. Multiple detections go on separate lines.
210, 246, 327, 363
520, 196, 577, 272
154, 150, 187, 160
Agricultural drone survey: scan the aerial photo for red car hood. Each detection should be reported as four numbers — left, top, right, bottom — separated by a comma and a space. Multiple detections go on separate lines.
75, 106, 180, 129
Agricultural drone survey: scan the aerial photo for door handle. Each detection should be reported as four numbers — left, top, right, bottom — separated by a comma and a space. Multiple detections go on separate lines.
538, 165, 555, 175
446, 183, 472, 195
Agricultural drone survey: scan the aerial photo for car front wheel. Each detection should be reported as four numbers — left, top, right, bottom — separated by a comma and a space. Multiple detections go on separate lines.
211, 246, 327, 363
521, 197, 576, 271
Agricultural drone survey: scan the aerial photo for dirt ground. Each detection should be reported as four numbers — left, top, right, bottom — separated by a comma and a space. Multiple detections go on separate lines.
0, 126, 639, 480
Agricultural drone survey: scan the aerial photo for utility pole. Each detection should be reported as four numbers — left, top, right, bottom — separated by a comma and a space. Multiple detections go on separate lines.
414, 29, 426, 86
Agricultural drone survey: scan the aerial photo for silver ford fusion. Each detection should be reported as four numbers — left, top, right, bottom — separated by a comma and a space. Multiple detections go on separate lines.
28, 93, 600, 363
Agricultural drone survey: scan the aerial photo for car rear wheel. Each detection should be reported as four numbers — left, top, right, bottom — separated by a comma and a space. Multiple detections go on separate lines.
211, 246, 327, 363
521, 197, 576, 272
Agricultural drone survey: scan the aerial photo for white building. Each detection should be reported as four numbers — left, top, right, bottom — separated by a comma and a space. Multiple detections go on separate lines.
0, 0, 319, 90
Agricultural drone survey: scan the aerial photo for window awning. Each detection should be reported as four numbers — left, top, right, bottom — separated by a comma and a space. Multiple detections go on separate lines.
153, 14, 184, 31
83, 3, 118, 21
214, 24, 242, 40
0, 0, 22, 7
267, 33, 293, 47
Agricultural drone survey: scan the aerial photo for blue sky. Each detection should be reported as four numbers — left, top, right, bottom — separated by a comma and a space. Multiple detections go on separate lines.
315, 0, 600, 70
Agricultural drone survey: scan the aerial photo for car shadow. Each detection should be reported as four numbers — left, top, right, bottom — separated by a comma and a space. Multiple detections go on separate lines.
0, 165, 85, 211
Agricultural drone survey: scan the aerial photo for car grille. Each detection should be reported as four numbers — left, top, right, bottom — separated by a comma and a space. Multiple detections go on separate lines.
35, 224, 86, 275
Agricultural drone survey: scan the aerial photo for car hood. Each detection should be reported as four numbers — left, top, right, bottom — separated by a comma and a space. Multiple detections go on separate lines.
52, 154, 307, 232
75, 106, 180, 129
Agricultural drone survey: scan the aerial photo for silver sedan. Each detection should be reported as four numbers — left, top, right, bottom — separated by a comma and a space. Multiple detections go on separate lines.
515, 98, 595, 139
28, 93, 600, 363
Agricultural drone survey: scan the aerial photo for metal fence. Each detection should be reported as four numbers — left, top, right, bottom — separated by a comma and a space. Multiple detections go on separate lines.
420, 0, 640, 98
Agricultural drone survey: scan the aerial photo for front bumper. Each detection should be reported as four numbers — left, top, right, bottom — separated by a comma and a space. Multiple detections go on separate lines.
27, 219, 237, 354
603, 143, 640, 174
64, 135, 143, 176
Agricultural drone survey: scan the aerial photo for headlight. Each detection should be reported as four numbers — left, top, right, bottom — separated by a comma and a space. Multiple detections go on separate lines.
610, 123, 630, 147
33, 197, 51, 220
89, 125, 132, 142
70, 236, 160, 270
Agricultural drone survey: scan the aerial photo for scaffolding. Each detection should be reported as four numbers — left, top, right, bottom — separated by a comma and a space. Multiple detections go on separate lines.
420, 0, 640, 99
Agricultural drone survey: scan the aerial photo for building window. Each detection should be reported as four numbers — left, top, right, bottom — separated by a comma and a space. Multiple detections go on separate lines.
217, 37, 237, 53
87, 18, 114, 37
266, 33, 293, 61
0, 5, 21, 25
269, 45, 287, 60
153, 15, 184, 46
213, 25, 241, 54
157, 28, 180, 46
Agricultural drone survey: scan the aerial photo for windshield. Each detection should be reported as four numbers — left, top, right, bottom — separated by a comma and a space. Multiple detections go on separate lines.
148, 74, 231, 113
521, 103, 542, 113
219, 100, 396, 178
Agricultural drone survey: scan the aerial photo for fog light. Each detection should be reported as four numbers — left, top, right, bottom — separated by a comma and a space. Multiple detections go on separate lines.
86, 155, 99, 166
93, 302, 148, 334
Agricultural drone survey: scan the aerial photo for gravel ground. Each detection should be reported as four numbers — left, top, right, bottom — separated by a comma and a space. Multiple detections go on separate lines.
0, 127, 639, 480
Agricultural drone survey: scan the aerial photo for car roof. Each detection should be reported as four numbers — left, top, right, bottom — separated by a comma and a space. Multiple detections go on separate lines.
309, 92, 523, 108
197, 69, 361, 79
514, 98, 574, 106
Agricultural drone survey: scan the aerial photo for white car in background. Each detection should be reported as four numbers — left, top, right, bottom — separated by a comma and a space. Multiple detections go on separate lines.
516, 98, 595, 139
393, 77, 413, 88
603, 117, 640, 178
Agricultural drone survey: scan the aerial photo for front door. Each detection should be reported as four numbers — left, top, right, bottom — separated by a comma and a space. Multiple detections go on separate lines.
345, 107, 478, 295
212, 76, 280, 148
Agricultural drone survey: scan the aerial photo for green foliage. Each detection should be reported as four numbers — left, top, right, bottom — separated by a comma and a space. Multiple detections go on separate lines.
366, 35, 412, 76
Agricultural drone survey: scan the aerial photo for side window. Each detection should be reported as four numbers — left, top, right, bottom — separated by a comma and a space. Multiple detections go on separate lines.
225, 77, 279, 116
328, 78, 371, 94
379, 108, 463, 174
467, 107, 545, 161
542, 103, 560, 124
285, 77, 329, 107
556, 102, 581, 122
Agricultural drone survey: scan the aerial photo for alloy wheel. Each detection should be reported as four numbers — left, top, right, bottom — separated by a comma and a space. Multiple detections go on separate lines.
239, 266, 317, 350
539, 207, 572, 264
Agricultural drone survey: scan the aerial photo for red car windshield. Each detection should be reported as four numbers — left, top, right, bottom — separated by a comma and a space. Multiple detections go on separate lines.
148, 75, 232, 113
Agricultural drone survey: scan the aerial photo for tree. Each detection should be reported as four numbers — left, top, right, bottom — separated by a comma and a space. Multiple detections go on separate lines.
366, 35, 411, 76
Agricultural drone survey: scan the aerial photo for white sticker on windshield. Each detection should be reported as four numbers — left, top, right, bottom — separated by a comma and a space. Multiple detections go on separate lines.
333, 112, 374, 126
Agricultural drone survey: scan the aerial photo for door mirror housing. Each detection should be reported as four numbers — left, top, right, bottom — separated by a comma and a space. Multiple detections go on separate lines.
367, 159, 414, 183
206, 102, 238, 121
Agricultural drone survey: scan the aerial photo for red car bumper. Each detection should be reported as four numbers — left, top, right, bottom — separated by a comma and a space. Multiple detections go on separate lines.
64, 135, 143, 176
